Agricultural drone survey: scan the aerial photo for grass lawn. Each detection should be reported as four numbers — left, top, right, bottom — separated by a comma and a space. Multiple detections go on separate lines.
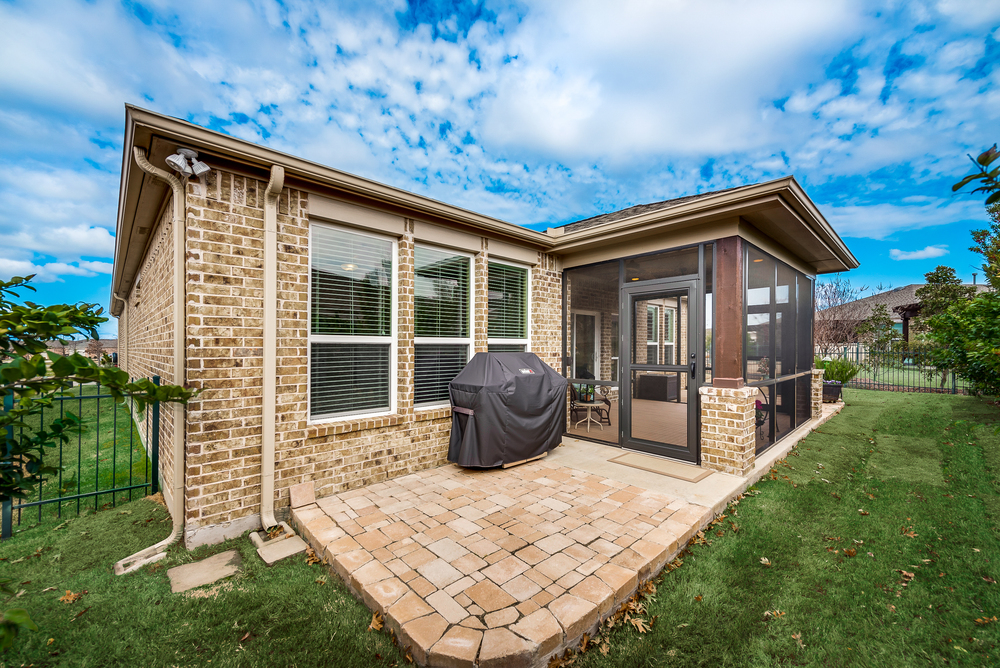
577, 389, 1000, 667
12, 383, 154, 526
0, 500, 407, 667
2, 389, 999, 666
850, 365, 970, 393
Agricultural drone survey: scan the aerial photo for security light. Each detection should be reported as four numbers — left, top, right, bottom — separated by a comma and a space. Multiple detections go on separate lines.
165, 152, 193, 177
190, 160, 211, 177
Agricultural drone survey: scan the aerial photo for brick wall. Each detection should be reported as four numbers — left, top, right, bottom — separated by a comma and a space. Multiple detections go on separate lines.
174, 165, 564, 544
120, 196, 176, 509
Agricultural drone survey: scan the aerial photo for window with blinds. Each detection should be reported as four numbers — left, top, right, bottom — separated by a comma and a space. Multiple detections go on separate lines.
309, 224, 395, 420
414, 245, 471, 406
487, 262, 528, 350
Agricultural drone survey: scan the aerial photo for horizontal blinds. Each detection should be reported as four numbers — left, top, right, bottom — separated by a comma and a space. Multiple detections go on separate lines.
488, 263, 527, 339
311, 343, 390, 418
311, 226, 392, 336
415, 247, 470, 338
487, 343, 525, 353
415, 344, 468, 405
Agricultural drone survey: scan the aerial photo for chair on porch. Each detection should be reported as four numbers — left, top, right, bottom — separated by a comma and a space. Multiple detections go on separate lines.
570, 384, 612, 426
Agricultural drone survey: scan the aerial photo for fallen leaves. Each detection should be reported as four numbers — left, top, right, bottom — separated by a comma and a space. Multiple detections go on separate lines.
858, 509, 870, 516
901, 526, 918, 538
983, 576, 996, 584
844, 548, 857, 558
305, 548, 321, 566
58, 590, 84, 604
760, 557, 772, 567
368, 611, 384, 632
897, 570, 915, 588
763, 610, 786, 620
70, 607, 91, 622
792, 632, 806, 649
975, 616, 998, 626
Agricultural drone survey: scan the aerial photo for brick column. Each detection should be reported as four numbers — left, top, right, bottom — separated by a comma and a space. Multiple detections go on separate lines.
699, 385, 756, 477
810, 367, 824, 417
398, 221, 415, 418
474, 239, 489, 354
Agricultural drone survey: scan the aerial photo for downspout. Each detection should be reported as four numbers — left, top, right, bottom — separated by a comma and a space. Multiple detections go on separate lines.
260, 165, 284, 530
114, 147, 188, 574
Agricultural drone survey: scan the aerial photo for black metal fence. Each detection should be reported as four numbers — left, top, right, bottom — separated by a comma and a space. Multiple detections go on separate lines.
835, 348, 969, 395
1, 377, 161, 540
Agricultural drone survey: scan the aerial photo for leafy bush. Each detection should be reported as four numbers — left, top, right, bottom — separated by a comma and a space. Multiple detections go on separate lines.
820, 357, 861, 384
926, 291, 1000, 397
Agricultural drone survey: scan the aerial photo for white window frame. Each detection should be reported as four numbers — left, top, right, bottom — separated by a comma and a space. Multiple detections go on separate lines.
571, 310, 601, 380
646, 304, 659, 365
486, 258, 531, 352
413, 243, 474, 409
664, 306, 676, 365
307, 221, 398, 424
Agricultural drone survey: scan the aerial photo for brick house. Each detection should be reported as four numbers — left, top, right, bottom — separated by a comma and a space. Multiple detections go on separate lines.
111, 106, 857, 547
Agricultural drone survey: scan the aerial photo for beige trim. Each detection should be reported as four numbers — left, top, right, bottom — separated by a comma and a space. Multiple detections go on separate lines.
309, 194, 405, 236
560, 219, 738, 269
413, 220, 481, 253
260, 165, 284, 531
488, 238, 540, 265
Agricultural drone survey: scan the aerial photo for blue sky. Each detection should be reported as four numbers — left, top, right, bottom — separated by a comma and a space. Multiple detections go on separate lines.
1, 0, 998, 336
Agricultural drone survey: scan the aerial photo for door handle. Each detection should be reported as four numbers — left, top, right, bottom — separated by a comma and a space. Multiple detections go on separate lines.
690, 361, 696, 378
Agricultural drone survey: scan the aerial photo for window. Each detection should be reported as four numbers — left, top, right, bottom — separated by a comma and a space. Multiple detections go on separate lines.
664, 307, 675, 365
646, 305, 659, 364
309, 224, 395, 420
415, 245, 472, 406
487, 261, 529, 352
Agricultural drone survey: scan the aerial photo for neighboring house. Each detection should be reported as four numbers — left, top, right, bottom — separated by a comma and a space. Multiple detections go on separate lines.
48, 338, 118, 361
818, 283, 991, 342
111, 106, 858, 547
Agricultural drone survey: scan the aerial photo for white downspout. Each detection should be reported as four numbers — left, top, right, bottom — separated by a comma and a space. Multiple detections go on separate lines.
114, 146, 188, 574
260, 165, 284, 530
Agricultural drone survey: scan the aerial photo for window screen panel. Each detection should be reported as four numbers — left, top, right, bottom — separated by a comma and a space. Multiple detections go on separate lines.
311, 226, 392, 336
415, 344, 468, 405
488, 263, 527, 339
488, 343, 525, 353
415, 247, 470, 338
311, 343, 390, 418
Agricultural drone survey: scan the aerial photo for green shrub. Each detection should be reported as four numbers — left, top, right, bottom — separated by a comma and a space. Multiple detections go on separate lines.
821, 357, 860, 384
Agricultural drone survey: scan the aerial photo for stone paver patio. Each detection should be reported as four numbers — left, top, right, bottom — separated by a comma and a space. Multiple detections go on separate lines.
290, 458, 713, 668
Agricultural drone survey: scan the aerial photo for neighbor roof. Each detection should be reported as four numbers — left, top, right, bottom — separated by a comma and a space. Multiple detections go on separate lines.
820, 284, 992, 321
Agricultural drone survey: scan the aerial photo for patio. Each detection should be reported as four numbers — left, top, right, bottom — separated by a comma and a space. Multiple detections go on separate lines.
287, 402, 840, 668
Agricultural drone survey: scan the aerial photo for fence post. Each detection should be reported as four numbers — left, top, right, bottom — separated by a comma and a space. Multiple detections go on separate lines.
151, 376, 160, 496
2, 392, 13, 540
952, 372, 957, 395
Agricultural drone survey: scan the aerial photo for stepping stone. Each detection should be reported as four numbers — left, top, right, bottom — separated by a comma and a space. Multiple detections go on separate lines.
168, 550, 242, 593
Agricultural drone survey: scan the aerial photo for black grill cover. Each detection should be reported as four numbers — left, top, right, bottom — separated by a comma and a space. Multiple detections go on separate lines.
448, 352, 568, 468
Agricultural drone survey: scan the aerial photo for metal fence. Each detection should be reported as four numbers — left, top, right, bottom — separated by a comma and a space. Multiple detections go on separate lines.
834, 348, 969, 395
1, 377, 161, 539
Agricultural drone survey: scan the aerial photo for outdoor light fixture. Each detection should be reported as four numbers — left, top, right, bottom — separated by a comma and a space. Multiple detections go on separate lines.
165, 148, 211, 178
340, 263, 358, 271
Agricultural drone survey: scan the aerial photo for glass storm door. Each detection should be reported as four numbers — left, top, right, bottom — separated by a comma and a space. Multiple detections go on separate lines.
621, 280, 699, 462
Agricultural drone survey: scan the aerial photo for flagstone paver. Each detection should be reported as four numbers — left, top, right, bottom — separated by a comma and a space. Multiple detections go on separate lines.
291, 459, 712, 667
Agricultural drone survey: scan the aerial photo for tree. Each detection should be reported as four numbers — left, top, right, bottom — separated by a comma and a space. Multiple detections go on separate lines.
814, 275, 868, 355
1, 275, 194, 649
954, 143, 1000, 289
913, 266, 976, 332
971, 202, 1000, 290
84, 338, 103, 360
855, 303, 899, 379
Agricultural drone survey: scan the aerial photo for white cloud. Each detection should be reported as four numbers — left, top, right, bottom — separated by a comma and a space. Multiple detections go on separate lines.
0, 258, 101, 282
890, 245, 950, 260
825, 199, 985, 240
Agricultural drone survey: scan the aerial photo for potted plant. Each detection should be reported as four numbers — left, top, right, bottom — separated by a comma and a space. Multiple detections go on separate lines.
818, 357, 860, 402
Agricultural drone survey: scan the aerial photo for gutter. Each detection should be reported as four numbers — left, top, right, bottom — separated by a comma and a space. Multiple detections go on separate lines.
260, 165, 284, 530
114, 146, 187, 575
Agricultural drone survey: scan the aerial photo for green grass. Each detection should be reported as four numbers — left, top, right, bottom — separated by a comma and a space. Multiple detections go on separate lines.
0, 500, 407, 667
12, 384, 153, 524
852, 364, 970, 391
576, 389, 1000, 667
5, 389, 1000, 667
